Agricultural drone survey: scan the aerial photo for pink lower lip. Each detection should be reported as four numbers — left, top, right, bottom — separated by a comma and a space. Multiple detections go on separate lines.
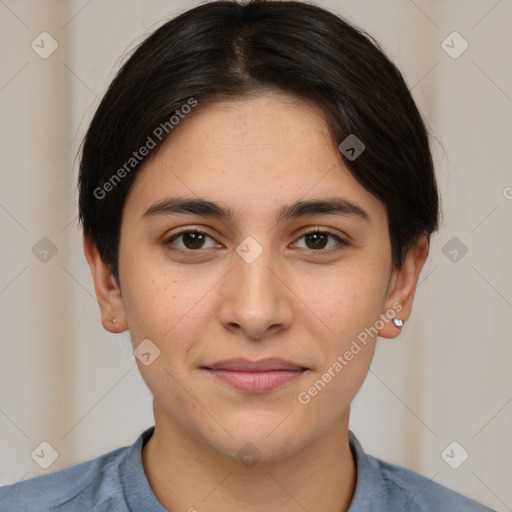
205, 369, 305, 393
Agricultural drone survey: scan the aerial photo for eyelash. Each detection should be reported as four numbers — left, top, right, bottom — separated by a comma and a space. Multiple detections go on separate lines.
162, 228, 348, 256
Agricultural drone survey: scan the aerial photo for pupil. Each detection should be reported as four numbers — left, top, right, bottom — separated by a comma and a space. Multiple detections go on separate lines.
307, 233, 327, 249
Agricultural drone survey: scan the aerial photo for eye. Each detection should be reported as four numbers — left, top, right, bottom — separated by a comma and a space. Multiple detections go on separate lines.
162, 228, 347, 255
292, 229, 347, 252
164, 230, 221, 252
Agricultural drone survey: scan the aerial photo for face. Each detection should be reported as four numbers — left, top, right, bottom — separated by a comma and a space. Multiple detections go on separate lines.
90, 93, 424, 462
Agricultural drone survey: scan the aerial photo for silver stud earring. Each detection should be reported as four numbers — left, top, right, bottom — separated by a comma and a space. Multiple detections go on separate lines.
393, 318, 404, 328
112, 318, 117, 325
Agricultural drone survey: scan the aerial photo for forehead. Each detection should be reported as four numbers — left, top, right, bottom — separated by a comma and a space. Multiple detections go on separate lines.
123, 93, 387, 223
166, 93, 333, 173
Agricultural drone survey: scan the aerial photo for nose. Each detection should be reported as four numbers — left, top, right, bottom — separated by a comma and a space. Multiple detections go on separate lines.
218, 244, 295, 340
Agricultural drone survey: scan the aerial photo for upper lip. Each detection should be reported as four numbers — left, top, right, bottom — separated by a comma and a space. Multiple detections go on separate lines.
204, 358, 307, 372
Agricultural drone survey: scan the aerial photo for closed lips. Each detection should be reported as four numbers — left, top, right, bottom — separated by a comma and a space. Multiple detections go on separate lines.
204, 358, 308, 372
202, 359, 307, 394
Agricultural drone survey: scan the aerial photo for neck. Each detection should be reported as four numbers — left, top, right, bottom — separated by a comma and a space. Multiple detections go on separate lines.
141, 403, 357, 512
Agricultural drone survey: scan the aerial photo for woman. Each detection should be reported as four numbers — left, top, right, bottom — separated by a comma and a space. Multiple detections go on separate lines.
0, 1, 495, 510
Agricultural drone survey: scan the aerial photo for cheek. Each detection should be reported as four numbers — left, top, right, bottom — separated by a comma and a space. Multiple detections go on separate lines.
293, 258, 389, 400
294, 268, 384, 418
302, 258, 390, 340
121, 263, 215, 399
119, 243, 218, 341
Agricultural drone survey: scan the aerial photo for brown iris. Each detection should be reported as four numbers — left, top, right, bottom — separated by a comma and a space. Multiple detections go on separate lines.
304, 232, 329, 250
181, 232, 206, 250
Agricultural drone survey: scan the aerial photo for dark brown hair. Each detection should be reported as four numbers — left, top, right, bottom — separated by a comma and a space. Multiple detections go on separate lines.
78, 0, 439, 285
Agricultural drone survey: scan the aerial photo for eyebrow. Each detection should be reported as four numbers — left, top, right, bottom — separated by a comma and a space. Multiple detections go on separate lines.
142, 196, 370, 223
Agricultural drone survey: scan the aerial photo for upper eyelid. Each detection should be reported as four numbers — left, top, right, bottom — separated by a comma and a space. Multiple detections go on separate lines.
294, 227, 346, 239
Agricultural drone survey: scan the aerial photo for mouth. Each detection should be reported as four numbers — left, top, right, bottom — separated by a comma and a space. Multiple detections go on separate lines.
201, 358, 308, 394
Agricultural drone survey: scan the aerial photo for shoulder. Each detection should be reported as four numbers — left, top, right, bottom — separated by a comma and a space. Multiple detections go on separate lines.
0, 445, 130, 512
375, 456, 495, 511
348, 432, 496, 512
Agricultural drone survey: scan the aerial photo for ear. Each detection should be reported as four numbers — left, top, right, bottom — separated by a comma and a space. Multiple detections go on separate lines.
378, 233, 429, 339
83, 234, 127, 333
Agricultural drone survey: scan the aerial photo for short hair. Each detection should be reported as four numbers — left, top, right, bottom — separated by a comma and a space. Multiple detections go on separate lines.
78, 0, 439, 285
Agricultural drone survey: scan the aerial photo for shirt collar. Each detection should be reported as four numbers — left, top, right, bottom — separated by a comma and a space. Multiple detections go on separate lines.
347, 430, 386, 510
122, 426, 168, 511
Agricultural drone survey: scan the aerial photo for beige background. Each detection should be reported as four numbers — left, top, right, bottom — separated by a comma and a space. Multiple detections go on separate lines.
0, 0, 511, 510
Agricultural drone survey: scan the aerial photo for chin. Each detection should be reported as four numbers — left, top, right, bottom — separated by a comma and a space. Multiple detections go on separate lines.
200, 412, 312, 463
209, 432, 305, 466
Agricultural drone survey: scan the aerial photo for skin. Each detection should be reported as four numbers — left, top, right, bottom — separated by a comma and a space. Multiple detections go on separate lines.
84, 93, 428, 512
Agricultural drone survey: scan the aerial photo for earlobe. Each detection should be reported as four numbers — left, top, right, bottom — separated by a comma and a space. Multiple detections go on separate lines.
378, 233, 429, 339
83, 234, 127, 333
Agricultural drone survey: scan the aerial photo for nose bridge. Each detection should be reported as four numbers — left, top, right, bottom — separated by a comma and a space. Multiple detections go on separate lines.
236, 246, 278, 299
233, 237, 282, 311
219, 235, 293, 338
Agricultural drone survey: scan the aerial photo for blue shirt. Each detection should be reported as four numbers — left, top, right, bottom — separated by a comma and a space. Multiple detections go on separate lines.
0, 427, 495, 511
